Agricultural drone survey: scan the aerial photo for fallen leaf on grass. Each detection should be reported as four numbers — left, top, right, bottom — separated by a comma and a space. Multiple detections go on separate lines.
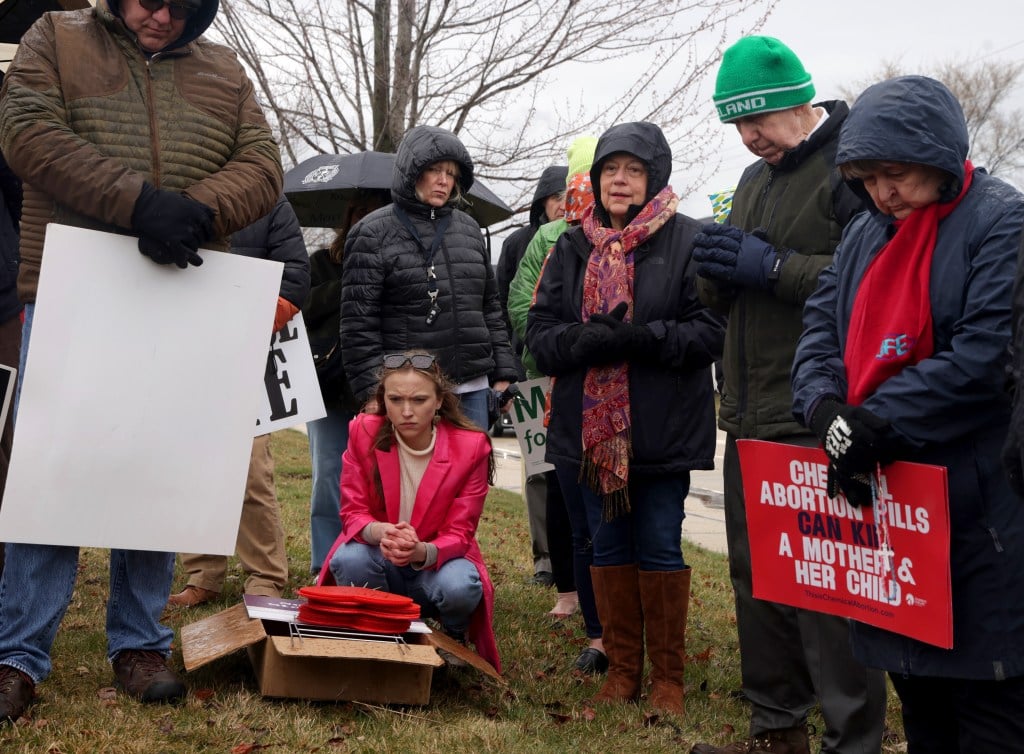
193, 688, 216, 701
580, 705, 596, 721
546, 711, 571, 724
97, 686, 118, 705
686, 646, 713, 663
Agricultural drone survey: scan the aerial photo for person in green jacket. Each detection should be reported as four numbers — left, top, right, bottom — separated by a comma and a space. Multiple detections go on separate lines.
508, 136, 608, 674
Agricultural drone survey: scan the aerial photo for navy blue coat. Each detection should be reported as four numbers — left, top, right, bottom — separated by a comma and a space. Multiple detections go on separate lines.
792, 76, 1024, 680
229, 194, 310, 308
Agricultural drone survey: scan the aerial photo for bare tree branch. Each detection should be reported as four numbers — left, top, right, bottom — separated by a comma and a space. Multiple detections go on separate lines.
209, 0, 778, 212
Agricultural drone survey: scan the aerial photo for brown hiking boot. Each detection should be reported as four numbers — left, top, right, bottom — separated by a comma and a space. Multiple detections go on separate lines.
166, 585, 218, 608
0, 665, 35, 722
112, 650, 185, 703
690, 725, 810, 754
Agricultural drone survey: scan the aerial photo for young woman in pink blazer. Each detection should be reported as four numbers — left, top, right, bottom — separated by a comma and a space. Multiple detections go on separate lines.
317, 352, 500, 671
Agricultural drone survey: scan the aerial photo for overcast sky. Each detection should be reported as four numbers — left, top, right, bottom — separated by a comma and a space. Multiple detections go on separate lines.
674, 0, 1024, 217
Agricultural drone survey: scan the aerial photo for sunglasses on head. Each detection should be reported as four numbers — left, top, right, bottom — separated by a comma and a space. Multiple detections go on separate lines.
383, 353, 436, 370
138, 0, 198, 20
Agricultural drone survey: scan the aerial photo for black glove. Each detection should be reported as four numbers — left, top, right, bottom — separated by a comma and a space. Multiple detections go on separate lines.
692, 223, 790, 290
825, 465, 873, 507
138, 236, 204, 269
567, 321, 617, 364
589, 302, 659, 361
809, 399, 894, 476
131, 182, 214, 264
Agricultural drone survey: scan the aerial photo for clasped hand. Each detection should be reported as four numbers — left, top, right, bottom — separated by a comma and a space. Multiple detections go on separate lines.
379, 521, 424, 567
692, 223, 785, 290
568, 302, 657, 364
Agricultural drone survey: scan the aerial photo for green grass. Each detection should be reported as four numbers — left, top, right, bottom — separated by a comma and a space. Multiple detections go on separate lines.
0, 429, 905, 753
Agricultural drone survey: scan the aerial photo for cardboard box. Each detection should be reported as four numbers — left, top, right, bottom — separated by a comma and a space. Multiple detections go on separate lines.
180, 603, 500, 705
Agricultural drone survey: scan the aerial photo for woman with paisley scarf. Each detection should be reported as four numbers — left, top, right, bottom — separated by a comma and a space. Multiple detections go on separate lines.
526, 122, 725, 716
793, 76, 1024, 751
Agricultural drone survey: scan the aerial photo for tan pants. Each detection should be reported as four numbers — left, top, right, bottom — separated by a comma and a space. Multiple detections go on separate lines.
178, 433, 288, 596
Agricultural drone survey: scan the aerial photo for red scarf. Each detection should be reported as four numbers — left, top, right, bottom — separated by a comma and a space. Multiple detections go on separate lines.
844, 162, 973, 405
579, 186, 678, 517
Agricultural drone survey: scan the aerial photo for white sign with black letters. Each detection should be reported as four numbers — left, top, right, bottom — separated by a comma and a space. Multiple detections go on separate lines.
0, 225, 282, 554
255, 312, 325, 434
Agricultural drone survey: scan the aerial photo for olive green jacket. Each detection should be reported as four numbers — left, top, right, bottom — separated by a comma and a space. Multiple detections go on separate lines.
696, 100, 865, 439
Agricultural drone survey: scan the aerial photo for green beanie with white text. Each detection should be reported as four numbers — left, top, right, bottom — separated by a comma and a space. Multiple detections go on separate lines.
714, 36, 815, 123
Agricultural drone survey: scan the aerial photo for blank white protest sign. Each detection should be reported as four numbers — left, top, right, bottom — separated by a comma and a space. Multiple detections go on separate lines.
0, 224, 283, 553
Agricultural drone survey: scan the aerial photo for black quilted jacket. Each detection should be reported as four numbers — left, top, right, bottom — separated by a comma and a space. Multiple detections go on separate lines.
340, 126, 517, 402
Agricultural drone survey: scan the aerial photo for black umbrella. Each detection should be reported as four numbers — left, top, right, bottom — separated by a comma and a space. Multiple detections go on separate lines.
0, 0, 91, 44
283, 151, 514, 229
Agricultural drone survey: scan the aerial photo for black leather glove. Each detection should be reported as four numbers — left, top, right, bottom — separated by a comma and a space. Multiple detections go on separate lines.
131, 182, 214, 265
138, 236, 204, 269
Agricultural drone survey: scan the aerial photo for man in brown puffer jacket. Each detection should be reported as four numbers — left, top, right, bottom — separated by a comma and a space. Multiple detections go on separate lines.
0, 0, 282, 722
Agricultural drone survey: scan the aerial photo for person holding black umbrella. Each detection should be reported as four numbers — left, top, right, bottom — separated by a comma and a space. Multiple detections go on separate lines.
340, 125, 518, 430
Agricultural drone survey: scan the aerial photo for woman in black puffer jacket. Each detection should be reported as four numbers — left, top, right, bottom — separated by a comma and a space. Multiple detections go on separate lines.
340, 126, 517, 428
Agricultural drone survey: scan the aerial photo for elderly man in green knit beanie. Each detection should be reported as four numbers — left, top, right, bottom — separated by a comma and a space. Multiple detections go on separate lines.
689, 36, 887, 754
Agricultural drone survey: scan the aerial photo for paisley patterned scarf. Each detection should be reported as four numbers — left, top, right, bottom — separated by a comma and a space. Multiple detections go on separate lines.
579, 185, 678, 518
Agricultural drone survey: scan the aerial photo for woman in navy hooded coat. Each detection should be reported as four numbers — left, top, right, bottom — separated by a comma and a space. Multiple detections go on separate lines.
792, 76, 1024, 751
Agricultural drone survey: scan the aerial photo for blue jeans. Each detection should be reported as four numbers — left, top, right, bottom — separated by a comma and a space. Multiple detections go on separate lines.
456, 388, 490, 432
307, 406, 354, 573
329, 541, 482, 636
566, 463, 688, 571
0, 304, 175, 683
553, 464, 602, 639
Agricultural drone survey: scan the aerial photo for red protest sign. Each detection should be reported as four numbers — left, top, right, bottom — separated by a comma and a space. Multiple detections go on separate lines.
736, 439, 952, 649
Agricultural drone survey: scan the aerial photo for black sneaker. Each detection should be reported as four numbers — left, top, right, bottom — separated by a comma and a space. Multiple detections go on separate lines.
112, 650, 185, 703
0, 665, 34, 722
529, 571, 555, 587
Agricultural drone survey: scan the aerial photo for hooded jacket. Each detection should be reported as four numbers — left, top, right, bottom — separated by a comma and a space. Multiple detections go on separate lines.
527, 122, 725, 471
792, 76, 1024, 680
496, 165, 568, 343
0, 0, 283, 302
508, 163, 595, 378
340, 126, 517, 402
229, 195, 310, 309
697, 100, 866, 440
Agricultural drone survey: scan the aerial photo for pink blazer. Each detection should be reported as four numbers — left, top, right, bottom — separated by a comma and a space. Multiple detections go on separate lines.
318, 413, 500, 671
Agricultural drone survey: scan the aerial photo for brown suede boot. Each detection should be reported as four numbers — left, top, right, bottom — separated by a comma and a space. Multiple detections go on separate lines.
591, 564, 644, 704
639, 567, 690, 716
